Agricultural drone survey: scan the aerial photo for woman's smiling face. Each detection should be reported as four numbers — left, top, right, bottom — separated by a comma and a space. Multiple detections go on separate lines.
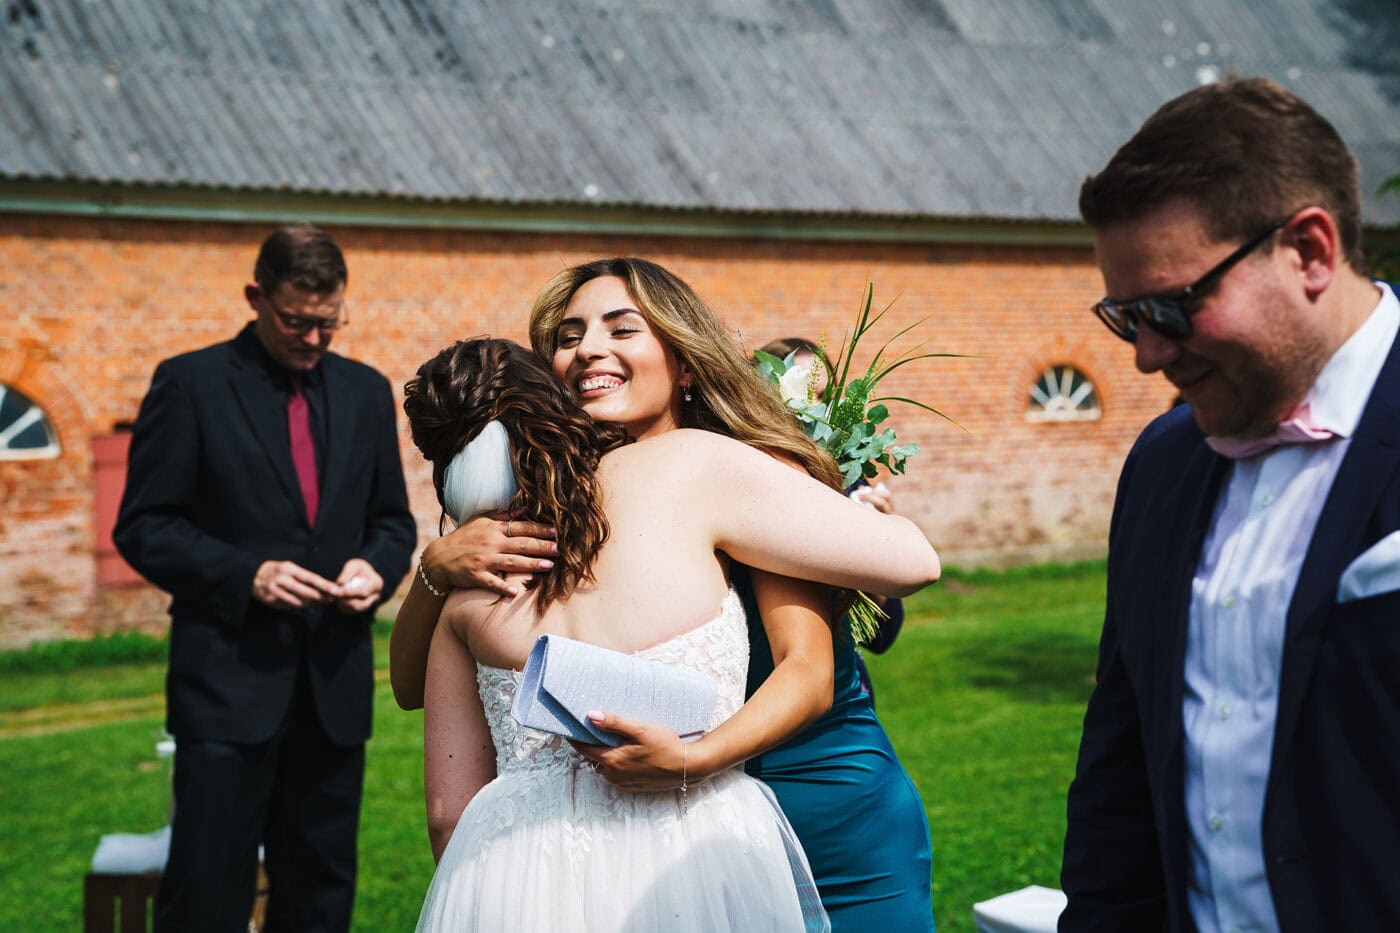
550, 275, 690, 440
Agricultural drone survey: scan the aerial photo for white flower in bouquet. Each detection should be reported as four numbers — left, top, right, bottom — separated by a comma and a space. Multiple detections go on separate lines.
778, 362, 813, 405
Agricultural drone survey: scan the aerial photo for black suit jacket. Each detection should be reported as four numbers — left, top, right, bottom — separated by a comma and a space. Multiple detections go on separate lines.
1061, 326, 1400, 933
114, 325, 415, 746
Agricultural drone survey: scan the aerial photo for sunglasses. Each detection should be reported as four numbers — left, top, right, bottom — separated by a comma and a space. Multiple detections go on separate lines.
1092, 216, 1290, 343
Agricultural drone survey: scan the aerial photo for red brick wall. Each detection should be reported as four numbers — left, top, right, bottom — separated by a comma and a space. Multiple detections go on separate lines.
0, 214, 1172, 647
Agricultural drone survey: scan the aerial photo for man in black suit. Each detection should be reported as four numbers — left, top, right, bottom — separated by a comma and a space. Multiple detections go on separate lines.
115, 224, 415, 932
1060, 79, 1400, 932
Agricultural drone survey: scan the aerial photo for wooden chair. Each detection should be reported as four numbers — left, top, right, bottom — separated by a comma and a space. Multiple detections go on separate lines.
83, 864, 269, 932
83, 873, 160, 933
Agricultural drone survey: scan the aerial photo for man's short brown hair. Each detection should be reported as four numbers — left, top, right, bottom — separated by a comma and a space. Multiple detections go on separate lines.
253, 224, 347, 295
1079, 77, 1364, 269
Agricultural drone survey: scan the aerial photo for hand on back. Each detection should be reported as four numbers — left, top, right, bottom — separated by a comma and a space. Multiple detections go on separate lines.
422, 512, 558, 597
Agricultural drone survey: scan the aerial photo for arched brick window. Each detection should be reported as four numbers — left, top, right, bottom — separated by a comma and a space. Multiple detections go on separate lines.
1026, 364, 1102, 422
0, 383, 60, 459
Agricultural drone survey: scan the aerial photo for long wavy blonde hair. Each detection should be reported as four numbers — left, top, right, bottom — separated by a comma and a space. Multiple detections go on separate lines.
529, 257, 844, 492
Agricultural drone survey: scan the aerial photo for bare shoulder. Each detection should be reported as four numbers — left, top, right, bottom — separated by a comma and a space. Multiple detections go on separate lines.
441, 586, 511, 642
611, 431, 815, 493
635, 428, 764, 463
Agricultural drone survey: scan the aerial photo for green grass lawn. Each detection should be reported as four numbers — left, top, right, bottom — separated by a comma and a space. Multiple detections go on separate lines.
0, 562, 1106, 932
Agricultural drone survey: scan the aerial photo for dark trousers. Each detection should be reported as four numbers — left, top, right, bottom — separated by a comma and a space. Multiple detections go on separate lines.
155, 675, 365, 933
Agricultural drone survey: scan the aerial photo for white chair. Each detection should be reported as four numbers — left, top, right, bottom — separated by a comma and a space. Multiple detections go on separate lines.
973, 884, 1067, 933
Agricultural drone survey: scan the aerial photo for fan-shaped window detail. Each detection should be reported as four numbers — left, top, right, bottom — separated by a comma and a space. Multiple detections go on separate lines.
1027, 365, 1102, 422
0, 384, 61, 459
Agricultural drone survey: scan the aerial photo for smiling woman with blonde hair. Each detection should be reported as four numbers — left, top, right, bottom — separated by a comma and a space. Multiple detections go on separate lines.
529, 258, 842, 485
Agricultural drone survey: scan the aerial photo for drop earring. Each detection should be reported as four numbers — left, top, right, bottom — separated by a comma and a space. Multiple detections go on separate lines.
683, 385, 693, 403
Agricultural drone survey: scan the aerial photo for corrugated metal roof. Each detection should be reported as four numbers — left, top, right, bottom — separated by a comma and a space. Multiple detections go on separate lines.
1, 0, 1397, 223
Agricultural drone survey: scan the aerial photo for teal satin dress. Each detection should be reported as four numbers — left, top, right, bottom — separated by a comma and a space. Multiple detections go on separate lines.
736, 568, 936, 931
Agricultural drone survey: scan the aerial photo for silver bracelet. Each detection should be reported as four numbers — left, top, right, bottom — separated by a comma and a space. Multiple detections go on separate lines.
681, 743, 688, 816
418, 557, 446, 598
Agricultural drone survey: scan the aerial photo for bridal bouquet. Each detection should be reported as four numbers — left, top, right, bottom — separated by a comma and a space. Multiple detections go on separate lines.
754, 283, 953, 486
755, 283, 956, 640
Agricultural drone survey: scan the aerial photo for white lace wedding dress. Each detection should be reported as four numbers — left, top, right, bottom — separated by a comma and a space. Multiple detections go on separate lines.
415, 588, 829, 932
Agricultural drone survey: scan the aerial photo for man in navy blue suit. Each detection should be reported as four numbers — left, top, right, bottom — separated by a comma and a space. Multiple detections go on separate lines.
115, 225, 415, 932
1060, 78, 1400, 932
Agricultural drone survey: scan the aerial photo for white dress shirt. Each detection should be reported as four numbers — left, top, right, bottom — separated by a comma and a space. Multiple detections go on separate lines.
1183, 282, 1398, 933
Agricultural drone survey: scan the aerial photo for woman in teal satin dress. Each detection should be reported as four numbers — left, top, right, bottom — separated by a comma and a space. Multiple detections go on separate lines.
393, 257, 938, 930
736, 565, 936, 931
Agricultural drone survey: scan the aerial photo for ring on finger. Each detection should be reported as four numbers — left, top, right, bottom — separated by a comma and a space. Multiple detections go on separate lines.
505, 520, 514, 538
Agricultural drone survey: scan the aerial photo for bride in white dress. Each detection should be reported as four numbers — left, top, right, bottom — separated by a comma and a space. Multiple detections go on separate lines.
403, 336, 938, 932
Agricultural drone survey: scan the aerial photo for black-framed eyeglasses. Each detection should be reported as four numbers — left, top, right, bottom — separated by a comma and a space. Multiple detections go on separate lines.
1092, 216, 1290, 343
266, 297, 349, 335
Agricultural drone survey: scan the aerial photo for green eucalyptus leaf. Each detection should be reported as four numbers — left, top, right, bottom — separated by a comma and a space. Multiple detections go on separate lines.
840, 459, 864, 487
753, 350, 788, 381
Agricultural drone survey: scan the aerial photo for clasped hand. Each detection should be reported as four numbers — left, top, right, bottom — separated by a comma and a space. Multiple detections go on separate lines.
252, 557, 383, 613
570, 711, 704, 792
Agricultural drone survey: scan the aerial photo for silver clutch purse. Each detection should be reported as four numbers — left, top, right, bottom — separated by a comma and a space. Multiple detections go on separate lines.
511, 634, 719, 746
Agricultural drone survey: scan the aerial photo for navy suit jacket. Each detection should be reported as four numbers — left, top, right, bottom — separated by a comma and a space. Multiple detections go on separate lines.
1061, 327, 1400, 932
114, 325, 416, 746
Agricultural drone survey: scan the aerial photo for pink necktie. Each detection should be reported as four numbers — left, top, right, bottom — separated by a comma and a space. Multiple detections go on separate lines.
1206, 401, 1335, 460
287, 375, 319, 526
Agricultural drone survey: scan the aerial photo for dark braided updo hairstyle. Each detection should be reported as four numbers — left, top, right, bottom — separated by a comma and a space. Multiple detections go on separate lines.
403, 338, 631, 609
